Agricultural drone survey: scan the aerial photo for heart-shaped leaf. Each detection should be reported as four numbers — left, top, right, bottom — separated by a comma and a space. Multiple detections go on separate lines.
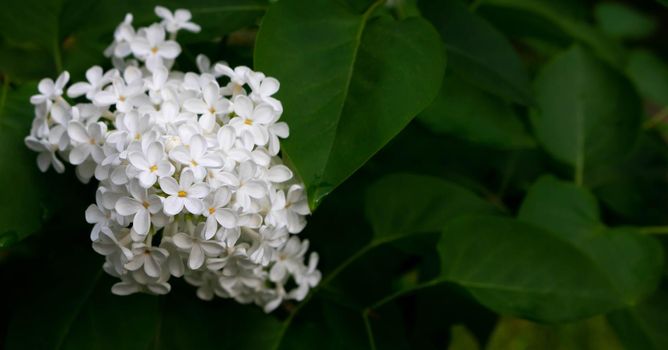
254, 0, 445, 208
531, 46, 641, 184
439, 215, 634, 322
518, 176, 664, 306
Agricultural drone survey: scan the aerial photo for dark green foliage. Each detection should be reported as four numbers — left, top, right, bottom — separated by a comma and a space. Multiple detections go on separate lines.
2, 0, 668, 349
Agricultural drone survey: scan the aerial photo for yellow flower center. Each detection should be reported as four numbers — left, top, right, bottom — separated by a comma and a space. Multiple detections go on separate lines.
233, 84, 243, 95
178, 191, 187, 197
149, 165, 158, 172
244, 119, 253, 126
208, 207, 216, 214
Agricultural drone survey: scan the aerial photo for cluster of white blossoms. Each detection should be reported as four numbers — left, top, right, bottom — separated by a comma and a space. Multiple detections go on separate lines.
24, 6, 320, 312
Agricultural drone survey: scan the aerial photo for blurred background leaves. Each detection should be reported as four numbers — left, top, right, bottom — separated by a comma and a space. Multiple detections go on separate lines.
1, 0, 668, 349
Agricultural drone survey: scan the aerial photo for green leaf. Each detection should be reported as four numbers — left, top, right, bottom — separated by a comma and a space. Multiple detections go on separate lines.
626, 49, 668, 107
531, 46, 641, 184
481, 0, 626, 68
486, 316, 624, 350
519, 176, 602, 235
518, 176, 664, 305
268, 174, 497, 349
254, 0, 445, 209
365, 173, 498, 240
418, 70, 535, 149
608, 288, 668, 350
0, 38, 54, 82
594, 3, 657, 41
439, 215, 638, 322
419, 0, 532, 105
0, 82, 50, 247
0, 0, 61, 51
447, 325, 480, 350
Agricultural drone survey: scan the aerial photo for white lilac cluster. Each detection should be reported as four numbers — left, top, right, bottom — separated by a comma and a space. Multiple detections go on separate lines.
24, 6, 320, 312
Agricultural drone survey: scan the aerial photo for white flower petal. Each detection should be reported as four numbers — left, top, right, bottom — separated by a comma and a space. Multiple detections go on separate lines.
115, 197, 142, 216
138, 171, 157, 188
133, 209, 150, 236
159, 177, 180, 195
267, 165, 293, 183
128, 152, 149, 170
163, 196, 184, 215
260, 78, 280, 96
67, 122, 89, 143
158, 41, 181, 59
183, 99, 209, 114
67, 82, 91, 98
233, 95, 253, 118
93, 90, 118, 106
188, 244, 205, 269
112, 282, 140, 296
143, 255, 161, 278
169, 146, 191, 165
215, 209, 237, 229
172, 233, 193, 249
188, 183, 209, 198
189, 134, 206, 157
184, 197, 203, 214
69, 145, 91, 165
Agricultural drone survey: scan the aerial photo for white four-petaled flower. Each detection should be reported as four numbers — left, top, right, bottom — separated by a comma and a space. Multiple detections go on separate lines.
159, 169, 209, 215
128, 141, 174, 188
115, 181, 163, 236
155, 6, 201, 34
130, 23, 181, 70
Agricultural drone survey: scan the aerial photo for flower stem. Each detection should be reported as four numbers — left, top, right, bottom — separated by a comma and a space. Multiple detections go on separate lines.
368, 278, 443, 310
320, 243, 378, 286
362, 309, 377, 350
53, 37, 63, 72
